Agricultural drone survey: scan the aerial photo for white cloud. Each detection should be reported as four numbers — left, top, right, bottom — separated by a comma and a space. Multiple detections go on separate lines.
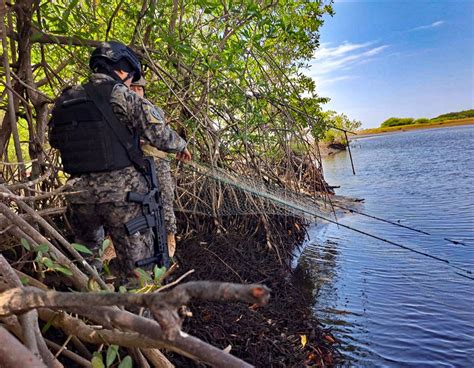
307, 41, 389, 85
410, 20, 445, 31
316, 41, 373, 59
317, 75, 358, 87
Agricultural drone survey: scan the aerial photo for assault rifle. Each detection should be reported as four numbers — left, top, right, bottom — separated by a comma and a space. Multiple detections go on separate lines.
125, 156, 170, 269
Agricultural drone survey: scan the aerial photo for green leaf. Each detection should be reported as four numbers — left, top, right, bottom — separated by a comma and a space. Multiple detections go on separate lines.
153, 265, 166, 282
35, 244, 49, 253
91, 352, 105, 368
106, 345, 119, 367
100, 238, 110, 257
72, 243, 93, 255
118, 356, 133, 368
43, 257, 54, 269
102, 238, 110, 249
119, 286, 127, 294
21, 238, 30, 251
102, 262, 110, 275
134, 268, 152, 286
55, 265, 73, 276
41, 314, 57, 334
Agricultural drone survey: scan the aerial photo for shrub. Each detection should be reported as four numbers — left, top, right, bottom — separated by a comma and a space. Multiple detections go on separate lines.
380, 117, 415, 128
431, 109, 474, 122
414, 118, 430, 124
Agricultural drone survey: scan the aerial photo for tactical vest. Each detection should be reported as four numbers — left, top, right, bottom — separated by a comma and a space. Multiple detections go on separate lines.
49, 81, 142, 174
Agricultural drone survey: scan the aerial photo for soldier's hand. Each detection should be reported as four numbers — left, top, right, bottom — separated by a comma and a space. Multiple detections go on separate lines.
176, 148, 192, 162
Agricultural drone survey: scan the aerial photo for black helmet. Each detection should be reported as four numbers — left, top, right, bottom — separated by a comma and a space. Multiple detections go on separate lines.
89, 41, 141, 82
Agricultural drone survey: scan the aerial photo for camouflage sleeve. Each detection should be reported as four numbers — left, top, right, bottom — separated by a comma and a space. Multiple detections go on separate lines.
110, 84, 187, 153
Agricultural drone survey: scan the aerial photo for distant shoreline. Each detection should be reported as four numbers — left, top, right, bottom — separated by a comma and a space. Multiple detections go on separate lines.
352, 117, 474, 139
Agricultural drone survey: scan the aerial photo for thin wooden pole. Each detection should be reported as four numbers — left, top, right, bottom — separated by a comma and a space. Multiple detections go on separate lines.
344, 131, 356, 175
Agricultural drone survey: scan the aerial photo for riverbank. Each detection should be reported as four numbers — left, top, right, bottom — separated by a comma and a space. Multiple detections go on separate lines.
170, 215, 340, 367
354, 117, 474, 138
319, 142, 347, 157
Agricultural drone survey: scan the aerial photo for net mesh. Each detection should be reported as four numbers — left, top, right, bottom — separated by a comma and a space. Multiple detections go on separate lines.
174, 162, 336, 222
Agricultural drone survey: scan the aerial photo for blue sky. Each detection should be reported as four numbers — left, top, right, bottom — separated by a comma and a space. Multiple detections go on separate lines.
307, 0, 474, 128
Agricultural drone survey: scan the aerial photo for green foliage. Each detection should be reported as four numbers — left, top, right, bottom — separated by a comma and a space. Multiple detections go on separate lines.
153, 265, 167, 284
380, 110, 473, 128
22, 239, 73, 277
431, 109, 474, 122
17, 0, 334, 174
118, 356, 133, 368
72, 243, 94, 255
91, 352, 105, 368
381, 117, 415, 128
7, 117, 31, 163
20, 238, 31, 251
106, 345, 119, 367
321, 111, 362, 144
133, 267, 153, 288
91, 347, 132, 368
414, 118, 430, 124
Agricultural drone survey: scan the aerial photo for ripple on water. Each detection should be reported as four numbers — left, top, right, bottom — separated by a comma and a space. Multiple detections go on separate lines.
299, 126, 474, 367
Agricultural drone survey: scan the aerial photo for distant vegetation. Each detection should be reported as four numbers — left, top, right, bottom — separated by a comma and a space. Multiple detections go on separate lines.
431, 109, 474, 122
381, 117, 415, 128
380, 109, 474, 128
321, 111, 362, 145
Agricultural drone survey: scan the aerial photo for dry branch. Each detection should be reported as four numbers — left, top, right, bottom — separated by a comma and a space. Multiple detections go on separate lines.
141, 348, 175, 368
0, 255, 62, 368
0, 201, 89, 289
0, 282, 270, 320
45, 339, 92, 368
67, 306, 255, 368
0, 282, 269, 367
0, 183, 107, 289
0, 326, 47, 368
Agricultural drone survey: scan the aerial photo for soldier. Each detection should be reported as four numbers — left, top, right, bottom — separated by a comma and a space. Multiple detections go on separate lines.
130, 77, 178, 257
49, 41, 191, 281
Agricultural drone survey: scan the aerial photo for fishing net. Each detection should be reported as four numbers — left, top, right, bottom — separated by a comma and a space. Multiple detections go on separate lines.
174, 162, 337, 222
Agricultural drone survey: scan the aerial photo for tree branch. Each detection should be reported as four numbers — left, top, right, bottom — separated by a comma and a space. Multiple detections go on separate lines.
0, 282, 269, 366
0, 255, 63, 368
0, 326, 47, 368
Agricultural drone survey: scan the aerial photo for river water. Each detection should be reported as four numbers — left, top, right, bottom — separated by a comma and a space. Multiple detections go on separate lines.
299, 126, 474, 367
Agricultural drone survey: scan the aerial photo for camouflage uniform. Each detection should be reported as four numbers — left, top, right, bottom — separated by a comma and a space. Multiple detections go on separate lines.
142, 138, 177, 235
64, 73, 186, 276
156, 157, 177, 234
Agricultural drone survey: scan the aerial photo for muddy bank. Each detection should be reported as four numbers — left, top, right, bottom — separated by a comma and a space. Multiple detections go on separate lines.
169, 216, 340, 367
319, 142, 347, 157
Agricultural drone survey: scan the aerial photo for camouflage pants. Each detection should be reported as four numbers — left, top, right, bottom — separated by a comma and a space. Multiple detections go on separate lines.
67, 201, 153, 276
156, 158, 177, 234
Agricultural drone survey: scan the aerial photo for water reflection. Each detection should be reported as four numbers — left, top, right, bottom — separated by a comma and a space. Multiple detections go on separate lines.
298, 126, 474, 367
